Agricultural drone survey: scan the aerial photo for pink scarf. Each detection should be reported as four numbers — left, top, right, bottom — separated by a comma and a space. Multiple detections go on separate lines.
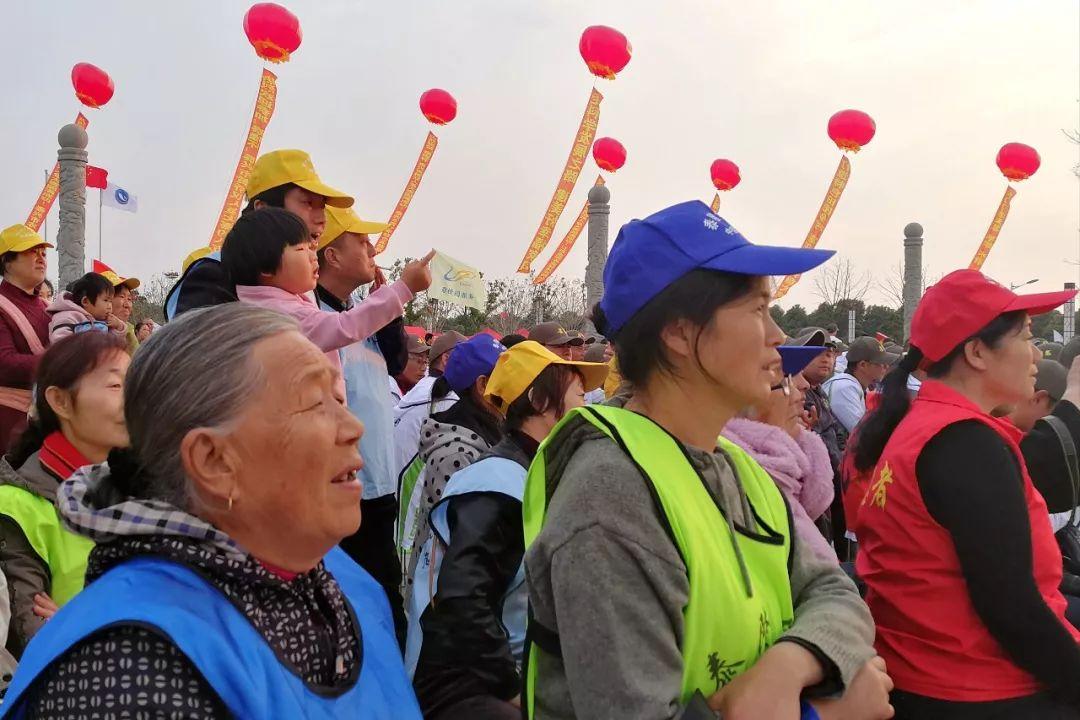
722, 417, 837, 563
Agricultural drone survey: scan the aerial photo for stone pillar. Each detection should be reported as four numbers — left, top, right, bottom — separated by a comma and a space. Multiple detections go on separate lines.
902, 222, 924, 342
584, 183, 610, 332
57, 123, 88, 292
1065, 283, 1076, 343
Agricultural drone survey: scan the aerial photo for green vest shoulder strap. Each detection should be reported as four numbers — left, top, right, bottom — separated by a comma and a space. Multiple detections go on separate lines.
523, 405, 794, 715
0, 484, 93, 606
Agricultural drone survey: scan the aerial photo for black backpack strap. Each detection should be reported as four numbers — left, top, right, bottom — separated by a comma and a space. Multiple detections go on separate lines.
1039, 415, 1079, 526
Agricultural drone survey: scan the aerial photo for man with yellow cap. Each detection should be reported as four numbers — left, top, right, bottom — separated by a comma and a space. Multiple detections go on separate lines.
0, 225, 53, 454
164, 149, 354, 320
313, 204, 411, 643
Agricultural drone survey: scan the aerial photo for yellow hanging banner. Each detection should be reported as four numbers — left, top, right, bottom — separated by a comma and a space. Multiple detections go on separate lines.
518, 88, 603, 272
25, 113, 90, 232
208, 69, 278, 250
375, 131, 439, 255
534, 175, 605, 284
773, 155, 851, 300
968, 186, 1017, 271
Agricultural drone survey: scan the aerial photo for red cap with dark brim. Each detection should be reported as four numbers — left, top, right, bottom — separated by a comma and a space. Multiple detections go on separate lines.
910, 270, 1076, 364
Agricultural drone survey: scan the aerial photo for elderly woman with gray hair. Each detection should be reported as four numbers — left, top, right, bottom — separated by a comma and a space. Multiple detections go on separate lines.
1, 305, 421, 719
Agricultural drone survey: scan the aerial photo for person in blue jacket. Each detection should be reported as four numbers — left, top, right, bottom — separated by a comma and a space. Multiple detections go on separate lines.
406, 340, 608, 719
1, 304, 421, 720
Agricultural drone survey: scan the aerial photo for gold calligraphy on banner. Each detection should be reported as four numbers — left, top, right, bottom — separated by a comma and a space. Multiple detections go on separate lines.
208, 69, 278, 250
375, 131, 439, 255
710, 193, 721, 214
969, 186, 1017, 271
533, 175, 605, 284
773, 155, 852, 300
517, 88, 603, 273
25, 113, 90, 232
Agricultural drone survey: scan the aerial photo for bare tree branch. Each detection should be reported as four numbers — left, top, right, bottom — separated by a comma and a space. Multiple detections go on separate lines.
812, 258, 872, 305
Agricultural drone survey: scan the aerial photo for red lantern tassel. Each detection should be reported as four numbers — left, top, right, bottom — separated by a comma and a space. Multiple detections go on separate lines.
709, 193, 722, 214
374, 131, 439, 255
208, 69, 278, 250
25, 113, 89, 231
773, 155, 851, 300
533, 176, 605, 285
969, 185, 1017, 271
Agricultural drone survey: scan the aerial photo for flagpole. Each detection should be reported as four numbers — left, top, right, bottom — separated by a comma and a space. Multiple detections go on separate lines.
98, 188, 103, 262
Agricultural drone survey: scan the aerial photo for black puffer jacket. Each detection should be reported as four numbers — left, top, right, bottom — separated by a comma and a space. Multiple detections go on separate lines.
412, 431, 536, 715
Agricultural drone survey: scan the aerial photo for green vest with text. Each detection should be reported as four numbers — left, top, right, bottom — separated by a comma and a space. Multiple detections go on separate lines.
522, 405, 794, 715
0, 485, 93, 605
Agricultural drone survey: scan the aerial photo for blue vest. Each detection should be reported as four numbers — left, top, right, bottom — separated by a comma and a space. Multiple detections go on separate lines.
404, 457, 528, 678
318, 293, 396, 499
1, 547, 421, 720
164, 251, 222, 321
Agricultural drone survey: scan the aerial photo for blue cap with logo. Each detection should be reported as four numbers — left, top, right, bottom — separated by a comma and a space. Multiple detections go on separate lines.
777, 346, 826, 377
598, 200, 836, 335
443, 334, 507, 392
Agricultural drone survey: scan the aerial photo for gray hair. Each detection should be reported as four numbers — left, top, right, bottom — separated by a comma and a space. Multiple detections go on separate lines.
123, 303, 299, 509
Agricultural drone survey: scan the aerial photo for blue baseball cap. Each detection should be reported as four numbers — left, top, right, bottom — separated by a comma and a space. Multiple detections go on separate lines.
599, 200, 835, 335
443, 334, 506, 392
778, 346, 826, 377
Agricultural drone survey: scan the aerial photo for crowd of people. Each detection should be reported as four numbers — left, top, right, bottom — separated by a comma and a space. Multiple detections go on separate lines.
0, 149, 1076, 719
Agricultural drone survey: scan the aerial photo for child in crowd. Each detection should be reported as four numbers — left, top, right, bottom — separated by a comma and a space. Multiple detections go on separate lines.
46, 273, 125, 341
221, 207, 433, 387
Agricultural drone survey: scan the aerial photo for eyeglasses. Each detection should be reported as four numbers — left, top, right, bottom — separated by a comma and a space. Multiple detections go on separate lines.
770, 376, 791, 396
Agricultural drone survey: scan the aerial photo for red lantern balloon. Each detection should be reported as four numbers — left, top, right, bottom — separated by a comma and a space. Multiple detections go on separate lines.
243, 3, 302, 63
579, 26, 632, 80
592, 137, 626, 172
827, 109, 876, 152
419, 89, 458, 125
996, 143, 1040, 182
710, 159, 741, 191
71, 63, 114, 109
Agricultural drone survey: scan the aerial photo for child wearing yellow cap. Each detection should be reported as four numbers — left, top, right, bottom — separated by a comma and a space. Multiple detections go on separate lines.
405, 341, 606, 717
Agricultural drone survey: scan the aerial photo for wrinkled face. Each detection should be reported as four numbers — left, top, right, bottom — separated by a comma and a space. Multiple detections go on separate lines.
51, 350, 130, 462
282, 187, 328, 243
225, 332, 364, 555
979, 315, 1038, 408
400, 351, 429, 386
6, 246, 47, 288
267, 241, 320, 295
688, 277, 783, 409
113, 286, 134, 322
325, 232, 377, 287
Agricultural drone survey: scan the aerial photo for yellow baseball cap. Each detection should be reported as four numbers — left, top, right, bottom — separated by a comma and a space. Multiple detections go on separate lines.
485, 340, 609, 412
0, 224, 53, 254
246, 150, 354, 208
92, 259, 140, 291
319, 206, 388, 250
182, 246, 213, 274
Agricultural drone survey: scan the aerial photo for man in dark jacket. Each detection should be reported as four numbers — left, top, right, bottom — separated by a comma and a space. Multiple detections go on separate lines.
164, 149, 353, 319
314, 204, 410, 645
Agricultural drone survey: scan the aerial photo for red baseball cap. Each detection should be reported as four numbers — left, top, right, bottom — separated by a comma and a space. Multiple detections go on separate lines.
910, 270, 1076, 364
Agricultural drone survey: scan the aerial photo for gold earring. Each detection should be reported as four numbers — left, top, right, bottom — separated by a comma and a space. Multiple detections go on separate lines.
227, 493, 234, 512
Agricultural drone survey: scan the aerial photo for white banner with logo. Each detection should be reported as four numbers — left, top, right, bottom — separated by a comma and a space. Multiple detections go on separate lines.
428, 251, 487, 312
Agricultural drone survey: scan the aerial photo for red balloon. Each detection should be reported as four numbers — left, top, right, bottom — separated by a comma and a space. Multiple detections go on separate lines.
592, 137, 626, 172
579, 26, 632, 80
827, 109, 876, 152
710, 159, 741, 191
419, 89, 458, 125
243, 3, 302, 63
71, 63, 114, 109
996, 142, 1040, 182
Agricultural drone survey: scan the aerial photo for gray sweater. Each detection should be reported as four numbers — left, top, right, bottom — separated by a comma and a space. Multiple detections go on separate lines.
524, 414, 875, 720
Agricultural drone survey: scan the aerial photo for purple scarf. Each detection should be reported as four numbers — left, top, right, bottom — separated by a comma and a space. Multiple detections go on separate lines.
722, 417, 837, 563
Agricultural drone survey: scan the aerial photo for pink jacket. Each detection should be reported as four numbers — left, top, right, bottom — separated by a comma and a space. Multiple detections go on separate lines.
46, 293, 123, 342
722, 417, 837, 564
234, 281, 414, 384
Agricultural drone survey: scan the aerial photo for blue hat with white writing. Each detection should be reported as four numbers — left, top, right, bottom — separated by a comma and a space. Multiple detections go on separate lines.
598, 200, 835, 335
443, 334, 506, 392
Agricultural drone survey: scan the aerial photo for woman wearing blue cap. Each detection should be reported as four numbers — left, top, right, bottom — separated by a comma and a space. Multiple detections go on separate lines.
521, 201, 893, 720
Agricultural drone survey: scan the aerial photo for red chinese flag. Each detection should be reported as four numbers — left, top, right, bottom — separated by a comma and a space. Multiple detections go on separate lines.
86, 166, 109, 190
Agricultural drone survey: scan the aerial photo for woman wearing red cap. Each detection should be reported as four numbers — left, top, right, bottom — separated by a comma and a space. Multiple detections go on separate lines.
852, 270, 1080, 718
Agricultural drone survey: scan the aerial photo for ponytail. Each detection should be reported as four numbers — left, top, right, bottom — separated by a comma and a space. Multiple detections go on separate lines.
852, 348, 922, 473
429, 375, 452, 413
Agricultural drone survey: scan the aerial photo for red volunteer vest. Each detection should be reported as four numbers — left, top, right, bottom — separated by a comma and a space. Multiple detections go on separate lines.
855, 380, 1079, 702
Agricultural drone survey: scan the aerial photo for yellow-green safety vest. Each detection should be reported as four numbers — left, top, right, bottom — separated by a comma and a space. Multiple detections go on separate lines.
0, 484, 93, 605
522, 405, 794, 716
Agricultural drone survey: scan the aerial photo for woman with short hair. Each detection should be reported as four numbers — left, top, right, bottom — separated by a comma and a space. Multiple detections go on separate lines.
2, 304, 420, 719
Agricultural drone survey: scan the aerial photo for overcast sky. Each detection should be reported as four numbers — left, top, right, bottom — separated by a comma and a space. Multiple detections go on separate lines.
3, 0, 1078, 308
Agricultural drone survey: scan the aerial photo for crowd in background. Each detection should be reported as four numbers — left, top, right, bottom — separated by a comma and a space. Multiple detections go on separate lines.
0, 149, 1076, 719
